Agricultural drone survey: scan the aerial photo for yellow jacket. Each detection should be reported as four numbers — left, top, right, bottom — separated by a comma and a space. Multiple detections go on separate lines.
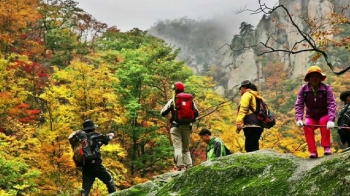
236, 89, 262, 127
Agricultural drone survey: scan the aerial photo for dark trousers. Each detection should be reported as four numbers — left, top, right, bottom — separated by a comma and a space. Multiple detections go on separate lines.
82, 164, 116, 196
338, 129, 350, 147
243, 127, 263, 152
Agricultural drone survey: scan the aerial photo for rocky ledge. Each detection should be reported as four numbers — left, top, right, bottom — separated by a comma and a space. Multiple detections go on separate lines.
116, 150, 350, 196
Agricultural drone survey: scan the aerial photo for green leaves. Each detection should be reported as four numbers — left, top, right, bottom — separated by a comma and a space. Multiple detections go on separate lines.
0, 155, 40, 195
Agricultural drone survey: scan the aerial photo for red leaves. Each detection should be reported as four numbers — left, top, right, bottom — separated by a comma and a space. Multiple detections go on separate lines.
17, 103, 30, 109
12, 60, 48, 78
8, 103, 41, 123
10, 60, 48, 89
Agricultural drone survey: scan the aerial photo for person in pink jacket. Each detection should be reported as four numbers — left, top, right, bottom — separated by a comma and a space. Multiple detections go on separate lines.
295, 66, 337, 158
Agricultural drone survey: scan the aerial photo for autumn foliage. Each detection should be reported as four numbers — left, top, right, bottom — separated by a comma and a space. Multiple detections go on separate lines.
1, 0, 350, 195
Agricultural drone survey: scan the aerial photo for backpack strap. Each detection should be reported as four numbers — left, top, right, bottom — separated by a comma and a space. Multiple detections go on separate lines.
339, 104, 350, 117
249, 93, 257, 114
247, 92, 260, 114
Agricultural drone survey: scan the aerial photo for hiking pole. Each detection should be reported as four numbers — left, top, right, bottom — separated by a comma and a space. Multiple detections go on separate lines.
303, 124, 350, 130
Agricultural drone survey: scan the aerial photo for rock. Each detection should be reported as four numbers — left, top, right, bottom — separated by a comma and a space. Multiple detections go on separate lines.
215, 85, 225, 95
226, 49, 257, 90
115, 150, 350, 196
149, 0, 348, 91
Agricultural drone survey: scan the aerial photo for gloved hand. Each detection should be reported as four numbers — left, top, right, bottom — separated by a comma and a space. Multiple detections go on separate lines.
296, 120, 303, 127
107, 133, 114, 140
327, 121, 335, 129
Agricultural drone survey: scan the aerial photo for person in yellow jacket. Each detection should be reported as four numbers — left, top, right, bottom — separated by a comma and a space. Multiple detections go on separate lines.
236, 80, 264, 152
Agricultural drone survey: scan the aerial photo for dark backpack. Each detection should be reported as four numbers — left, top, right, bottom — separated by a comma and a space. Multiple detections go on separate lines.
338, 104, 350, 128
224, 145, 232, 156
253, 97, 276, 129
68, 130, 95, 167
173, 93, 196, 124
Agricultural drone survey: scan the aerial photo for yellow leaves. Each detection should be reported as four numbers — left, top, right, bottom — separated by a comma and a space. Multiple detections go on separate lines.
33, 58, 130, 193
0, 0, 39, 49
102, 143, 127, 158
0, 189, 12, 196
133, 176, 148, 184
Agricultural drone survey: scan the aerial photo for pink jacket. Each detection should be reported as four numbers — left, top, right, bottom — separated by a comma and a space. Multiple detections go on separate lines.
295, 83, 336, 122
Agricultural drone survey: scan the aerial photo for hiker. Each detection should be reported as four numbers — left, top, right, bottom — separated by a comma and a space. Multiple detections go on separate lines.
198, 128, 231, 161
161, 82, 199, 171
337, 91, 350, 148
236, 80, 264, 152
295, 66, 336, 158
79, 119, 116, 196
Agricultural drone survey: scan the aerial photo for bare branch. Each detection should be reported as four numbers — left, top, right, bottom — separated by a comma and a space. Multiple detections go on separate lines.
196, 90, 240, 121
252, 1, 350, 75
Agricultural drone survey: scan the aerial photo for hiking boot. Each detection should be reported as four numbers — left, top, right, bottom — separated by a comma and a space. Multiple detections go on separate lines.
309, 152, 318, 159
174, 165, 185, 171
324, 147, 332, 155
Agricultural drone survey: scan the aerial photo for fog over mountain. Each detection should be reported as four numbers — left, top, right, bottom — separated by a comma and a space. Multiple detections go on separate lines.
75, 0, 278, 33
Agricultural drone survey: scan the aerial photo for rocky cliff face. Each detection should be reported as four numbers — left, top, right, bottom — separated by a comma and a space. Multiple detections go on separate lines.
225, 0, 342, 90
115, 149, 350, 196
148, 0, 349, 93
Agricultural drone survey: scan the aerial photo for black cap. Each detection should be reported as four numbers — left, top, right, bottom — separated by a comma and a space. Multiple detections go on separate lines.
239, 80, 251, 89
82, 119, 98, 132
340, 91, 350, 102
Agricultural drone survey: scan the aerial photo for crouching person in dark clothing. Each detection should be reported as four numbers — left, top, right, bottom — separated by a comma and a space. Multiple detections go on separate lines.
338, 91, 350, 148
80, 119, 116, 196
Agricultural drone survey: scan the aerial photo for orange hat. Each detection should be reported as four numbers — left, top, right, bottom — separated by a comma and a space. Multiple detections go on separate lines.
304, 66, 326, 82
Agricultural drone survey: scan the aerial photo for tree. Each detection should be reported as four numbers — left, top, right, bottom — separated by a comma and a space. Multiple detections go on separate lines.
37, 60, 128, 194
39, 0, 107, 68
239, 22, 255, 37
0, 54, 43, 194
249, 0, 350, 75
0, 151, 41, 195
0, 0, 42, 54
94, 29, 193, 181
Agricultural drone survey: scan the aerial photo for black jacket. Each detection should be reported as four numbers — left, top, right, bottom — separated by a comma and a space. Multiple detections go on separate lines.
338, 104, 350, 127
84, 132, 111, 167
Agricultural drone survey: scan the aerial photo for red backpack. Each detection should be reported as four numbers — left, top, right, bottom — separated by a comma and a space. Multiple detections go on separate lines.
173, 93, 196, 124
253, 97, 276, 129
68, 130, 95, 167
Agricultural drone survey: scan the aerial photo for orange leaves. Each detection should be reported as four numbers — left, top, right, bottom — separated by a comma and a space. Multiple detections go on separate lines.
311, 53, 322, 62
0, 0, 40, 52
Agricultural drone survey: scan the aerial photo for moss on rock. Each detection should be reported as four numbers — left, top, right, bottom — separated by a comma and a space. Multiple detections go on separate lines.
290, 152, 350, 196
158, 151, 296, 196
115, 150, 350, 196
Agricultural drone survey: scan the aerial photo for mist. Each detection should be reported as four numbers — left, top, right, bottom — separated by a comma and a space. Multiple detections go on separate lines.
75, 0, 278, 33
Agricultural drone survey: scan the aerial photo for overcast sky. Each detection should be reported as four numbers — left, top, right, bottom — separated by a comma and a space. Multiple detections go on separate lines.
75, 0, 278, 33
